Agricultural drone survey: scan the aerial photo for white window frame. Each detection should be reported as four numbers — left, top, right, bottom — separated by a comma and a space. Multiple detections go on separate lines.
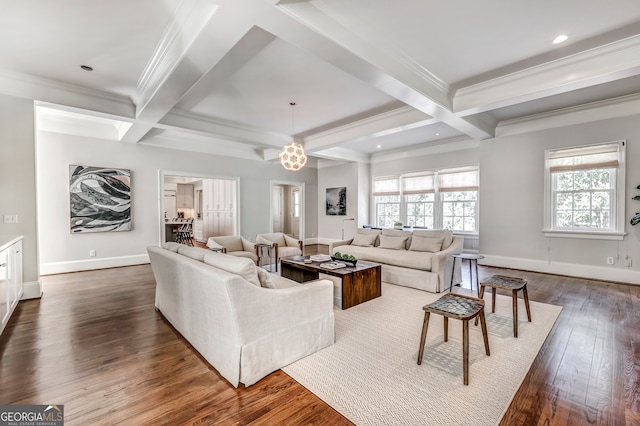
372, 166, 479, 234
543, 140, 626, 240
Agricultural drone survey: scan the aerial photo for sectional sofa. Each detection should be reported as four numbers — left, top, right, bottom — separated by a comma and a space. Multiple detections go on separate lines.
329, 228, 463, 293
147, 243, 335, 387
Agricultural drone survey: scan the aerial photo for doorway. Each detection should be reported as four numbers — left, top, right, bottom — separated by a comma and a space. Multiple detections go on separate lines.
160, 170, 239, 246
270, 180, 304, 240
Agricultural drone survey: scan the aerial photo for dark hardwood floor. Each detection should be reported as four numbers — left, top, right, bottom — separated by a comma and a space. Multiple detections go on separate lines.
1, 245, 638, 425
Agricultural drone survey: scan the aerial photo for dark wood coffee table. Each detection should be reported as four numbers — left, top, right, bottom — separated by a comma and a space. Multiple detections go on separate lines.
281, 256, 381, 309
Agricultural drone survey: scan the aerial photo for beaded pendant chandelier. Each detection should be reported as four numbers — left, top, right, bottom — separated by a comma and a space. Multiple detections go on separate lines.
279, 102, 307, 171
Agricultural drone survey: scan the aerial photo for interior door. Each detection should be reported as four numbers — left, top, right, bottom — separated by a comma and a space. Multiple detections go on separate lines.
291, 187, 300, 238
272, 186, 283, 233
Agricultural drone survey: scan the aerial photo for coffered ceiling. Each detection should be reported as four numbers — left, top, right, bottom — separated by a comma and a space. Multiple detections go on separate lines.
2, 0, 640, 166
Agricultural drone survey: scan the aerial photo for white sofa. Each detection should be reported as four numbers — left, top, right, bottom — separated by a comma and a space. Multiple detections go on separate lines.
329, 228, 463, 293
147, 243, 335, 387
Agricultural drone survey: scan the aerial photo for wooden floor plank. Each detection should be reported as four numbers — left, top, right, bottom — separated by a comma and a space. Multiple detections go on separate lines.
0, 245, 637, 425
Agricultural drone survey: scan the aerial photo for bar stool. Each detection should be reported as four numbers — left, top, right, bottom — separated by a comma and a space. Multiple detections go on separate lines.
417, 293, 490, 385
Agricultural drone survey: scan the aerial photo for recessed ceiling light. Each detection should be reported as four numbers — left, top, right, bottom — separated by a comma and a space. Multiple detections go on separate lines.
435, 133, 440, 136
80, 65, 93, 71
553, 35, 568, 44
376, 144, 381, 149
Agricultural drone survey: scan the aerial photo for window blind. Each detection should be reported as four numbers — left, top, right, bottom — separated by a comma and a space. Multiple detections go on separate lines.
548, 142, 621, 173
373, 176, 400, 196
437, 169, 479, 192
402, 174, 434, 194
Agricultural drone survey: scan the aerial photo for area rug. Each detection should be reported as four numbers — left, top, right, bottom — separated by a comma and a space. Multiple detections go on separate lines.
282, 283, 562, 426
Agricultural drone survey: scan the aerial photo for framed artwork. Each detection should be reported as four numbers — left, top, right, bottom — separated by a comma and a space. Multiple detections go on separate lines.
326, 187, 346, 216
69, 165, 131, 233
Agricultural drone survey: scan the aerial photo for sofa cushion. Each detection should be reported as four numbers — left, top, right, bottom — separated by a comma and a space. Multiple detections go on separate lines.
409, 235, 444, 252
378, 235, 408, 250
256, 267, 276, 288
351, 233, 377, 247
256, 233, 286, 247
381, 229, 412, 249
336, 245, 433, 271
177, 245, 209, 261
211, 235, 243, 252
412, 229, 454, 249
162, 242, 182, 252
203, 252, 261, 287
355, 228, 382, 246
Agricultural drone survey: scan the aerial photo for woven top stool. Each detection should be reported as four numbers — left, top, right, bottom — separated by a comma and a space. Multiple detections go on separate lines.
417, 293, 490, 385
475, 275, 531, 338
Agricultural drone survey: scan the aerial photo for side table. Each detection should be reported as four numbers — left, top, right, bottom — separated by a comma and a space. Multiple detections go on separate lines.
255, 243, 275, 271
449, 253, 485, 296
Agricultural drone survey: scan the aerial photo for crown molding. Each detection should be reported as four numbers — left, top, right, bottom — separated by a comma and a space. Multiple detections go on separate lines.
496, 92, 640, 137
0, 70, 134, 117
454, 34, 640, 116
370, 137, 479, 164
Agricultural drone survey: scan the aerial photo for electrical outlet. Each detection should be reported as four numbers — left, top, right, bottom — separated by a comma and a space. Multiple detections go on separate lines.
3, 214, 18, 224
89, 250, 96, 257
607, 256, 614, 265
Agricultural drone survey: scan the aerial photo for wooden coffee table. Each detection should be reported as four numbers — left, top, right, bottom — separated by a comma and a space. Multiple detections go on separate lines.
281, 256, 381, 309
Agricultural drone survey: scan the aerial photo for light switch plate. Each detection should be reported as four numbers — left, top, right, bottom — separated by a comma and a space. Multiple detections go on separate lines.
3, 214, 18, 224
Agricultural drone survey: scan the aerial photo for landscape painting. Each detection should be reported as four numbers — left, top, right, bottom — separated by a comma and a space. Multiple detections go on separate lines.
326, 187, 346, 216
69, 165, 131, 233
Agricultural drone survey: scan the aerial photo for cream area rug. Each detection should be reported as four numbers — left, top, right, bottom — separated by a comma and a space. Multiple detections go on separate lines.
282, 283, 562, 426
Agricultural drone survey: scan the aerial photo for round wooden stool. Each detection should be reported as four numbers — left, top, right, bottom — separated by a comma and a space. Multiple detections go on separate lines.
417, 293, 490, 385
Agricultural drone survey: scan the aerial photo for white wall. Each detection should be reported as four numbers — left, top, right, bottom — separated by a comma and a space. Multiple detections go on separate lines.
0, 94, 40, 297
317, 163, 359, 242
36, 131, 319, 274
370, 115, 640, 284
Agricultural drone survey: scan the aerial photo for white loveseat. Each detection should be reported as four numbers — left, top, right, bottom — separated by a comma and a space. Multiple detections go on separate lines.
147, 243, 335, 387
329, 228, 463, 293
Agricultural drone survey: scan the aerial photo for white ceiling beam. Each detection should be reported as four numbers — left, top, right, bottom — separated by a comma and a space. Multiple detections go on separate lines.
303, 106, 434, 151
120, 0, 260, 143
454, 34, 640, 116
159, 110, 290, 149
266, 1, 495, 140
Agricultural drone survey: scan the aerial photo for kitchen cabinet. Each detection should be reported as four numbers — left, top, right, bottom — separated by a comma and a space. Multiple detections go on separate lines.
177, 184, 194, 208
1, 237, 23, 336
193, 219, 204, 242
201, 178, 237, 240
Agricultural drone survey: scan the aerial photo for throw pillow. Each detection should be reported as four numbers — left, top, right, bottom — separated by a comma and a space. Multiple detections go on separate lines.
256, 267, 276, 289
162, 242, 181, 252
177, 245, 208, 261
378, 235, 408, 250
351, 233, 377, 247
409, 236, 444, 252
203, 252, 261, 287
256, 235, 277, 246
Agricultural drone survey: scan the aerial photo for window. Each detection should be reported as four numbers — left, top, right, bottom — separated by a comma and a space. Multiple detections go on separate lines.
544, 141, 625, 239
373, 166, 479, 233
439, 170, 478, 232
403, 174, 435, 228
373, 176, 400, 228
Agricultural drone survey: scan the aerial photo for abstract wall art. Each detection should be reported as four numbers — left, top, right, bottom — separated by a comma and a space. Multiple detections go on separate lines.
69, 165, 131, 233
326, 186, 346, 216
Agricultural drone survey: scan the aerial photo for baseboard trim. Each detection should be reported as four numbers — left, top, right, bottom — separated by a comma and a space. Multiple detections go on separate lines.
481, 254, 640, 285
21, 280, 42, 299
40, 254, 150, 275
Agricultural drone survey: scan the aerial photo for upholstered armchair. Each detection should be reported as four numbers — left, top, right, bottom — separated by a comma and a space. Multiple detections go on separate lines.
255, 232, 303, 270
206, 235, 258, 263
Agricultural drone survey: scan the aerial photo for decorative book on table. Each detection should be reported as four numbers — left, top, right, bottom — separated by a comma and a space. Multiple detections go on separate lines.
310, 254, 332, 262
319, 261, 347, 270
